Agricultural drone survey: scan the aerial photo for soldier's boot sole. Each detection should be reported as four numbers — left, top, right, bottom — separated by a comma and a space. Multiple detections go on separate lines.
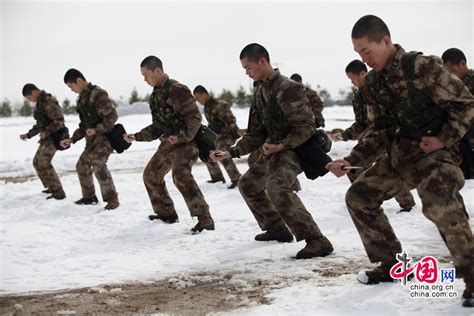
74, 196, 99, 205
148, 214, 179, 224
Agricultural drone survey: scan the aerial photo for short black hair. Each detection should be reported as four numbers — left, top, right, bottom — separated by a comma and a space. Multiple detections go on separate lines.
345, 60, 368, 74
140, 55, 163, 71
239, 43, 270, 63
64, 68, 86, 84
441, 48, 467, 65
193, 85, 208, 95
352, 15, 390, 42
290, 73, 302, 83
22, 83, 39, 96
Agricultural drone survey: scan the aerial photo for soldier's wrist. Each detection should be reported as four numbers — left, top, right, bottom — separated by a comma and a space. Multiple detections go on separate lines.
229, 147, 240, 158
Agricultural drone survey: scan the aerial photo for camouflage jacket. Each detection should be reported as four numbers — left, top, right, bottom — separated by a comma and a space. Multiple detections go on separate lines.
345, 45, 474, 167
305, 86, 325, 128
71, 83, 118, 143
135, 75, 201, 143
342, 88, 369, 141
463, 69, 474, 94
231, 69, 315, 157
204, 97, 239, 138
27, 90, 65, 139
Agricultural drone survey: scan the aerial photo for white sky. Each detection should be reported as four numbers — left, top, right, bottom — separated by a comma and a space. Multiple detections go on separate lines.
1, 0, 473, 104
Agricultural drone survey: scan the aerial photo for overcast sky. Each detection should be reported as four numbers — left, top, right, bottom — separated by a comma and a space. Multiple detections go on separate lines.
1, 0, 473, 105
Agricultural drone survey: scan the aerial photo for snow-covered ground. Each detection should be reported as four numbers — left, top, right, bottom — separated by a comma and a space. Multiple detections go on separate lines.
0, 105, 473, 314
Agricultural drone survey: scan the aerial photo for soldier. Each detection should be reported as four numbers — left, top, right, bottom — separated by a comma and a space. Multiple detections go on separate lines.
211, 43, 333, 259
62, 69, 120, 210
290, 73, 325, 128
330, 60, 416, 212
19, 84, 67, 200
326, 15, 473, 308
193, 85, 241, 189
123, 56, 214, 233
441, 48, 474, 179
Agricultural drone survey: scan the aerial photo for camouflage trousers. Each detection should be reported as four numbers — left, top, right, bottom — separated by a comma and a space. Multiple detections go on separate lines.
346, 142, 473, 279
247, 150, 301, 191
76, 135, 118, 202
143, 142, 210, 218
346, 156, 415, 209
239, 149, 325, 241
33, 138, 64, 195
205, 135, 241, 182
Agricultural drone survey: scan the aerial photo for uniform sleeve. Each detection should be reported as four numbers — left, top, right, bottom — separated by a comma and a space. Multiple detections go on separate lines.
134, 124, 163, 142
342, 91, 368, 141
344, 75, 393, 166
215, 101, 238, 136
93, 90, 118, 134
26, 122, 41, 139
168, 84, 202, 143
415, 56, 474, 148
307, 88, 325, 128
277, 81, 315, 149
71, 122, 86, 143
44, 99, 65, 137
231, 95, 266, 157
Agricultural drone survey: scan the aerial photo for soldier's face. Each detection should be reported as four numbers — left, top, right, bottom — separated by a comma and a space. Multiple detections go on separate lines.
241, 57, 264, 81
141, 67, 163, 87
194, 93, 206, 105
444, 61, 465, 80
346, 71, 366, 88
66, 80, 84, 94
353, 35, 392, 72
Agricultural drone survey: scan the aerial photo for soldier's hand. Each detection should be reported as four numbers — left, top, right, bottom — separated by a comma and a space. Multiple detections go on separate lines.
329, 132, 343, 142
86, 128, 96, 137
20, 134, 28, 141
60, 139, 71, 149
168, 135, 179, 145
210, 150, 231, 162
262, 143, 285, 156
325, 159, 351, 178
419, 136, 445, 154
123, 133, 135, 143
39, 132, 47, 139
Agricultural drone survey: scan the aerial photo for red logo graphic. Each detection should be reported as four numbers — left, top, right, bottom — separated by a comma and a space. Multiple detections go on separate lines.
390, 251, 439, 285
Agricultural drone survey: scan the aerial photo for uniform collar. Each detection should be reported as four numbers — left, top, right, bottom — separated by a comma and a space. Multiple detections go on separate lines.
261, 69, 281, 87
382, 44, 406, 74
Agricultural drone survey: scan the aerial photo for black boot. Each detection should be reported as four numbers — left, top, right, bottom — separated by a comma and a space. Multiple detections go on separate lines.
74, 196, 99, 205
227, 180, 239, 189
255, 228, 293, 243
207, 178, 225, 184
46, 191, 66, 200
295, 236, 334, 259
191, 213, 215, 234
357, 261, 397, 284
148, 213, 179, 223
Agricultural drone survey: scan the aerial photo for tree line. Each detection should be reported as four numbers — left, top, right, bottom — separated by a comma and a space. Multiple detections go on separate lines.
0, 85, 354, 118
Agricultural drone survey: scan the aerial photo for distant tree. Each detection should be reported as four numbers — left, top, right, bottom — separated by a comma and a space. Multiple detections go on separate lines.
62, 98, 76, 115
314, 84, 331, 101
129, 87, 141, 105
0, 99, 12, 117
218, 89, 235, 105
235, 85, 248, 107
19, 100, 33, 117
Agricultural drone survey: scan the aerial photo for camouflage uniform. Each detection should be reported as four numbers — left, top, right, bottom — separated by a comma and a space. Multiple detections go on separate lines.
230, 69, 329, 242
459, 69, 474, 178
305, 86, 325, 128
135, 75, 211, 222
344, 45, 474, 287
343, 89, 416, 210
203, 97, 241, 183
26, 91, 66, 197
71, 83, 119, 204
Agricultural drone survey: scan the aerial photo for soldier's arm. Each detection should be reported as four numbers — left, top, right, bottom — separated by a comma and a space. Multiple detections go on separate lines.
215, 101, 238, 136
134, 122, 163, 142
344, 76, 393, 166
230, 99, 266, 158
44, 99, 65, 137
307, 89, 325, 128
277, 81, 315, 149
71, 122, 86, 143
169, 84, 201, 143
93, 90, 118, 134
342, 92, 368, 141
415, 56, 474, 148
26, 123, 41, 139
